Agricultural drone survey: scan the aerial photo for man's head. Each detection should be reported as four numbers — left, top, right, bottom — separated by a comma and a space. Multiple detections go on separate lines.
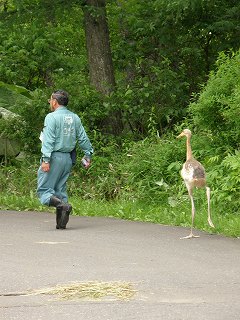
48, 90, 69, 111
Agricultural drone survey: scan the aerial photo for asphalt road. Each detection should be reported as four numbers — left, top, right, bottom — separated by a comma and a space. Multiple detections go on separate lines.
0, 210, 239, 320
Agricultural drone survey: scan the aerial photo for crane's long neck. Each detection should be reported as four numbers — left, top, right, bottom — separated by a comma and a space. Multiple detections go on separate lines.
186, 135, 193, 160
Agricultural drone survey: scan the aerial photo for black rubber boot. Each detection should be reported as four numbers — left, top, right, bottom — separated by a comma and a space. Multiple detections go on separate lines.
49, 196, 72, 229
49, 196, 65, 229
56, 206, 63, 229
59, 204, 72, 229
49, 196, 62, 208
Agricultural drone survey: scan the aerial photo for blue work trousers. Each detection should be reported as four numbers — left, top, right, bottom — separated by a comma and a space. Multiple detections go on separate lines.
37, 152, 72, 205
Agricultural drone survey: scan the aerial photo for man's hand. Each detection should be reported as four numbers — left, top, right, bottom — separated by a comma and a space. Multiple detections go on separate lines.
41, 162, 50, 172
85, 158, 91, 169
81, 157, 91, 169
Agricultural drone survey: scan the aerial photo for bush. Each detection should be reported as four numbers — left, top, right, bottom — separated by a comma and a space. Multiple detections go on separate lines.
189, 51, 240, 150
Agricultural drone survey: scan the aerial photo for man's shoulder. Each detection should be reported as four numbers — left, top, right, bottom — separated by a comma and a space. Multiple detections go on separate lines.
45, 112, 54, 121
68, 110, 81, 121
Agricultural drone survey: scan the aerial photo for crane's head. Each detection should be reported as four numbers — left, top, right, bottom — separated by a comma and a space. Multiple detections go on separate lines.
177, 128, 192, 139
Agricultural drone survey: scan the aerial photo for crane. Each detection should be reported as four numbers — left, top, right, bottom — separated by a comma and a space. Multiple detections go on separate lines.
177, 129, 215, 239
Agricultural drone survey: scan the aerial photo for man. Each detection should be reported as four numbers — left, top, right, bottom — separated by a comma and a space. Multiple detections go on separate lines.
37, 90, 93, 229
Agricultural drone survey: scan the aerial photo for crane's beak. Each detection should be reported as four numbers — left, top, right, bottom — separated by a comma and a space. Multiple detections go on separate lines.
177, 132, 184, 139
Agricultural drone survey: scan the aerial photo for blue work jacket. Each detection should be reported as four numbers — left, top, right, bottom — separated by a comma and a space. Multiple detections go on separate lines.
41, 106, 93, 162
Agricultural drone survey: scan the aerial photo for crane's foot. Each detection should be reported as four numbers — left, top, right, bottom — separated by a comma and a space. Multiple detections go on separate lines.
180, 233, 200, 239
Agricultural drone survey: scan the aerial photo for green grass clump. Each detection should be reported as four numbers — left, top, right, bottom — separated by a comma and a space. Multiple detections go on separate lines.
1, 193, 239, 238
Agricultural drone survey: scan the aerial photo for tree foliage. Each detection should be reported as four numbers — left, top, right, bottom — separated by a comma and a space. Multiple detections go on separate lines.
1, 0, 240, 144
189, 51, 240, 150
107, 0, 240, 133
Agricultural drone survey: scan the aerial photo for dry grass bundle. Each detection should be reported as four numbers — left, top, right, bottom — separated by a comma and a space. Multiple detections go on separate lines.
33, 281, 136, 301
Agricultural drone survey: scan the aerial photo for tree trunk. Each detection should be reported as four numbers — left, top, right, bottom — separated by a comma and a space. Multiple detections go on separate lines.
82, 0, 123, 134
82, 0, 116, 95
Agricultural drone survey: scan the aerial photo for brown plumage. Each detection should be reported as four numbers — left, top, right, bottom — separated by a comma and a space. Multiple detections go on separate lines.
177, 129, 214, 239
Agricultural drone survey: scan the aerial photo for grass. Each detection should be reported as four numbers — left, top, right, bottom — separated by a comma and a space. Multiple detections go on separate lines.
33, 281, 136, 301
0, 156, 239, 239
2, 281, 137, 301
0, 193, 239, 238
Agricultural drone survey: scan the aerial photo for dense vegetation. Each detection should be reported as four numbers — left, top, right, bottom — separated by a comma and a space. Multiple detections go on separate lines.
0, 0, 240, 237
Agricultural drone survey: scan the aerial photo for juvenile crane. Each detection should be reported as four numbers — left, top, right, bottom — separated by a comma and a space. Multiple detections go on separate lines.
177, 129, 214, 239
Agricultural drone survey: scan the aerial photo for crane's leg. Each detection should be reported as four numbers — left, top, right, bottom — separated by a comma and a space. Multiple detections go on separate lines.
180, 187, 199, 239
206, 186, 214, 228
